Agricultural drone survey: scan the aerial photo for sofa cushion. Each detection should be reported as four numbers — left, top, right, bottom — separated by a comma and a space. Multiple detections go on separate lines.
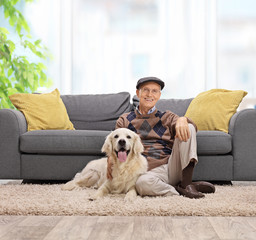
20, 129, 231, 156
61, 92, 132, 131
185, 89, 247, 133
9, 89, 75, 131
132, 95, 193, 116
197, 131, 232, 155
20, 130, 110, 155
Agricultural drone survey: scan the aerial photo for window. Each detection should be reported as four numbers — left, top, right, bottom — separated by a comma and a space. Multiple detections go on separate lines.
71, 0, 208, 98
16, 0, 255, 98
217, 0, 256, 97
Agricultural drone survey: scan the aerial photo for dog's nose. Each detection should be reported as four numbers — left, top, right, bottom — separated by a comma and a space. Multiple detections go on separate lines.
118, 139, 126, 147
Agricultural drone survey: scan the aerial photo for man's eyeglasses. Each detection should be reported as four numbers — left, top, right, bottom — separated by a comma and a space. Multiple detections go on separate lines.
140, 87, 160, 96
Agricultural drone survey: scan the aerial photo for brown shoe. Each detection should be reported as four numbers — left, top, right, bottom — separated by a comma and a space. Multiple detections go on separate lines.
176, 184, 205, 199
191, 181, 215, 194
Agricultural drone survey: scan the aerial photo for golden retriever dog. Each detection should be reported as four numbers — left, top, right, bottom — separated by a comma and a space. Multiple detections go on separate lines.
62, 128, 148, 200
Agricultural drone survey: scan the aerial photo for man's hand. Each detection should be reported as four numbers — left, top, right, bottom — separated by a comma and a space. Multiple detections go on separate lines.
107, 157, 113, 180
175, 117, 190, 142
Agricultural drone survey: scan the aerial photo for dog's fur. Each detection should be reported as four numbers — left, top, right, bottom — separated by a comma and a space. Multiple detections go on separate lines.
62, 128, 148, 200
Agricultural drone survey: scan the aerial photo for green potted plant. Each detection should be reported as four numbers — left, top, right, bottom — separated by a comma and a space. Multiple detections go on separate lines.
0, 0, 52, 109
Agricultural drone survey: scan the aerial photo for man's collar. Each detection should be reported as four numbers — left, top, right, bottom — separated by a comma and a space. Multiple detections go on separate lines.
136, 105, 156, 115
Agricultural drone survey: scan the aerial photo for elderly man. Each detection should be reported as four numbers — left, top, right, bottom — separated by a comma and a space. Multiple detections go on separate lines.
109, 77, 215, 198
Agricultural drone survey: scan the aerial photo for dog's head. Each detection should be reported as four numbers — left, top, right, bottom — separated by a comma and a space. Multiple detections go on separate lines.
101, 128, 144, 163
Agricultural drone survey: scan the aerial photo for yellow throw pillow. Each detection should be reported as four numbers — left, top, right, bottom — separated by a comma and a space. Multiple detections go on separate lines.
185, 89, 247, 133
9, 88, 75, 131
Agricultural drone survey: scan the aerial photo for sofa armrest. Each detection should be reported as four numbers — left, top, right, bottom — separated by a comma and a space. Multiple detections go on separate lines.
0, 109, 27, 179
229, 109, 256, 180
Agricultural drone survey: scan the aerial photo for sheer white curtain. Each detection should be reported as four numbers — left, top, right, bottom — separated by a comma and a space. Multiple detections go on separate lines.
217, 0, 256, 97
71, 0, 215, 98
25, 0, 216, 98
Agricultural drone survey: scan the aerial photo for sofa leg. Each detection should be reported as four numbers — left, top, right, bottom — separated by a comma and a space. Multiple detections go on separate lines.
206, 181, 232, 186
22, 179, 67, 184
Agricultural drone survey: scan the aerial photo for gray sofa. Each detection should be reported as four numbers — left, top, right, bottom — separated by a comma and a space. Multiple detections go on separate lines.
0, 92, 256, 182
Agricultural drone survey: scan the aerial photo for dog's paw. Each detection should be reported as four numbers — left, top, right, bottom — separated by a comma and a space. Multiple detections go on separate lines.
124, 191, 137, 202
124, 195, 135, 202
89, 191, 104, 201
61, 181, 77, 191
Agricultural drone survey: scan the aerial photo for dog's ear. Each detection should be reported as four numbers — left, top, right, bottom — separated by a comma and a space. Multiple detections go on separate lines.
133, 134, 144, 154
101, 133, 112, 155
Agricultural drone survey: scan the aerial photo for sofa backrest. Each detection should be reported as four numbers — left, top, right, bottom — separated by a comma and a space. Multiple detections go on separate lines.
61, 92, 193, 131
61, 92, 132, 131
132, 95, 193, 116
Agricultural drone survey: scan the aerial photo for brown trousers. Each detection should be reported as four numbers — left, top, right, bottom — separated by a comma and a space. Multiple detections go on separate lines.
135, 124, 198, 196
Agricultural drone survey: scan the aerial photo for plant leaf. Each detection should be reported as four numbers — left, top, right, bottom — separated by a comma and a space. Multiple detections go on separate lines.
8, 68, 13, 77
0, 27, 9, 34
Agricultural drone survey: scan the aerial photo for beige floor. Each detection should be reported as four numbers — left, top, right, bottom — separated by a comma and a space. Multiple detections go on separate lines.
0, 180, 256, 239
0, 216, 256, 240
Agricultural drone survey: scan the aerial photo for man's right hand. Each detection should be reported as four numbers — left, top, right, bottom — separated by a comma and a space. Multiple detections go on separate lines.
107, 157, 113, 180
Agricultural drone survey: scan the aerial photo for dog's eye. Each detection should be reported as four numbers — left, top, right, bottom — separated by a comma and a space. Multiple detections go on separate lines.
114, 135, 119, 138
127, 135, 131, 139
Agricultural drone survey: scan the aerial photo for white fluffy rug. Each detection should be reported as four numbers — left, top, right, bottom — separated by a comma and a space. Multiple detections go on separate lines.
0, 182, 256, 216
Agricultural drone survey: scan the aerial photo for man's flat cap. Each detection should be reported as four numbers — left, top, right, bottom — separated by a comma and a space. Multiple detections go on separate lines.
136, 77, 165, 90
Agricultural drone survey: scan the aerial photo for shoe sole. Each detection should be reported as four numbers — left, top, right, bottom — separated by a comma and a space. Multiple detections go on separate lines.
192, 181, 215, 194
175, 185, 205, 199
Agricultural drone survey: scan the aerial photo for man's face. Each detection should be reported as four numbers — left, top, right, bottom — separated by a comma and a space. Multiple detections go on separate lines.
136, 82, 161, 110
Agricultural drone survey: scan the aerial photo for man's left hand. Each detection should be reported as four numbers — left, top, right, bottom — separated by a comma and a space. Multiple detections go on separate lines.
175, 117, 190, 142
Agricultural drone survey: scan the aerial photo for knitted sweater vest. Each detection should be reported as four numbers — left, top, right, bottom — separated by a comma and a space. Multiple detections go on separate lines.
116, 109, 182, 171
